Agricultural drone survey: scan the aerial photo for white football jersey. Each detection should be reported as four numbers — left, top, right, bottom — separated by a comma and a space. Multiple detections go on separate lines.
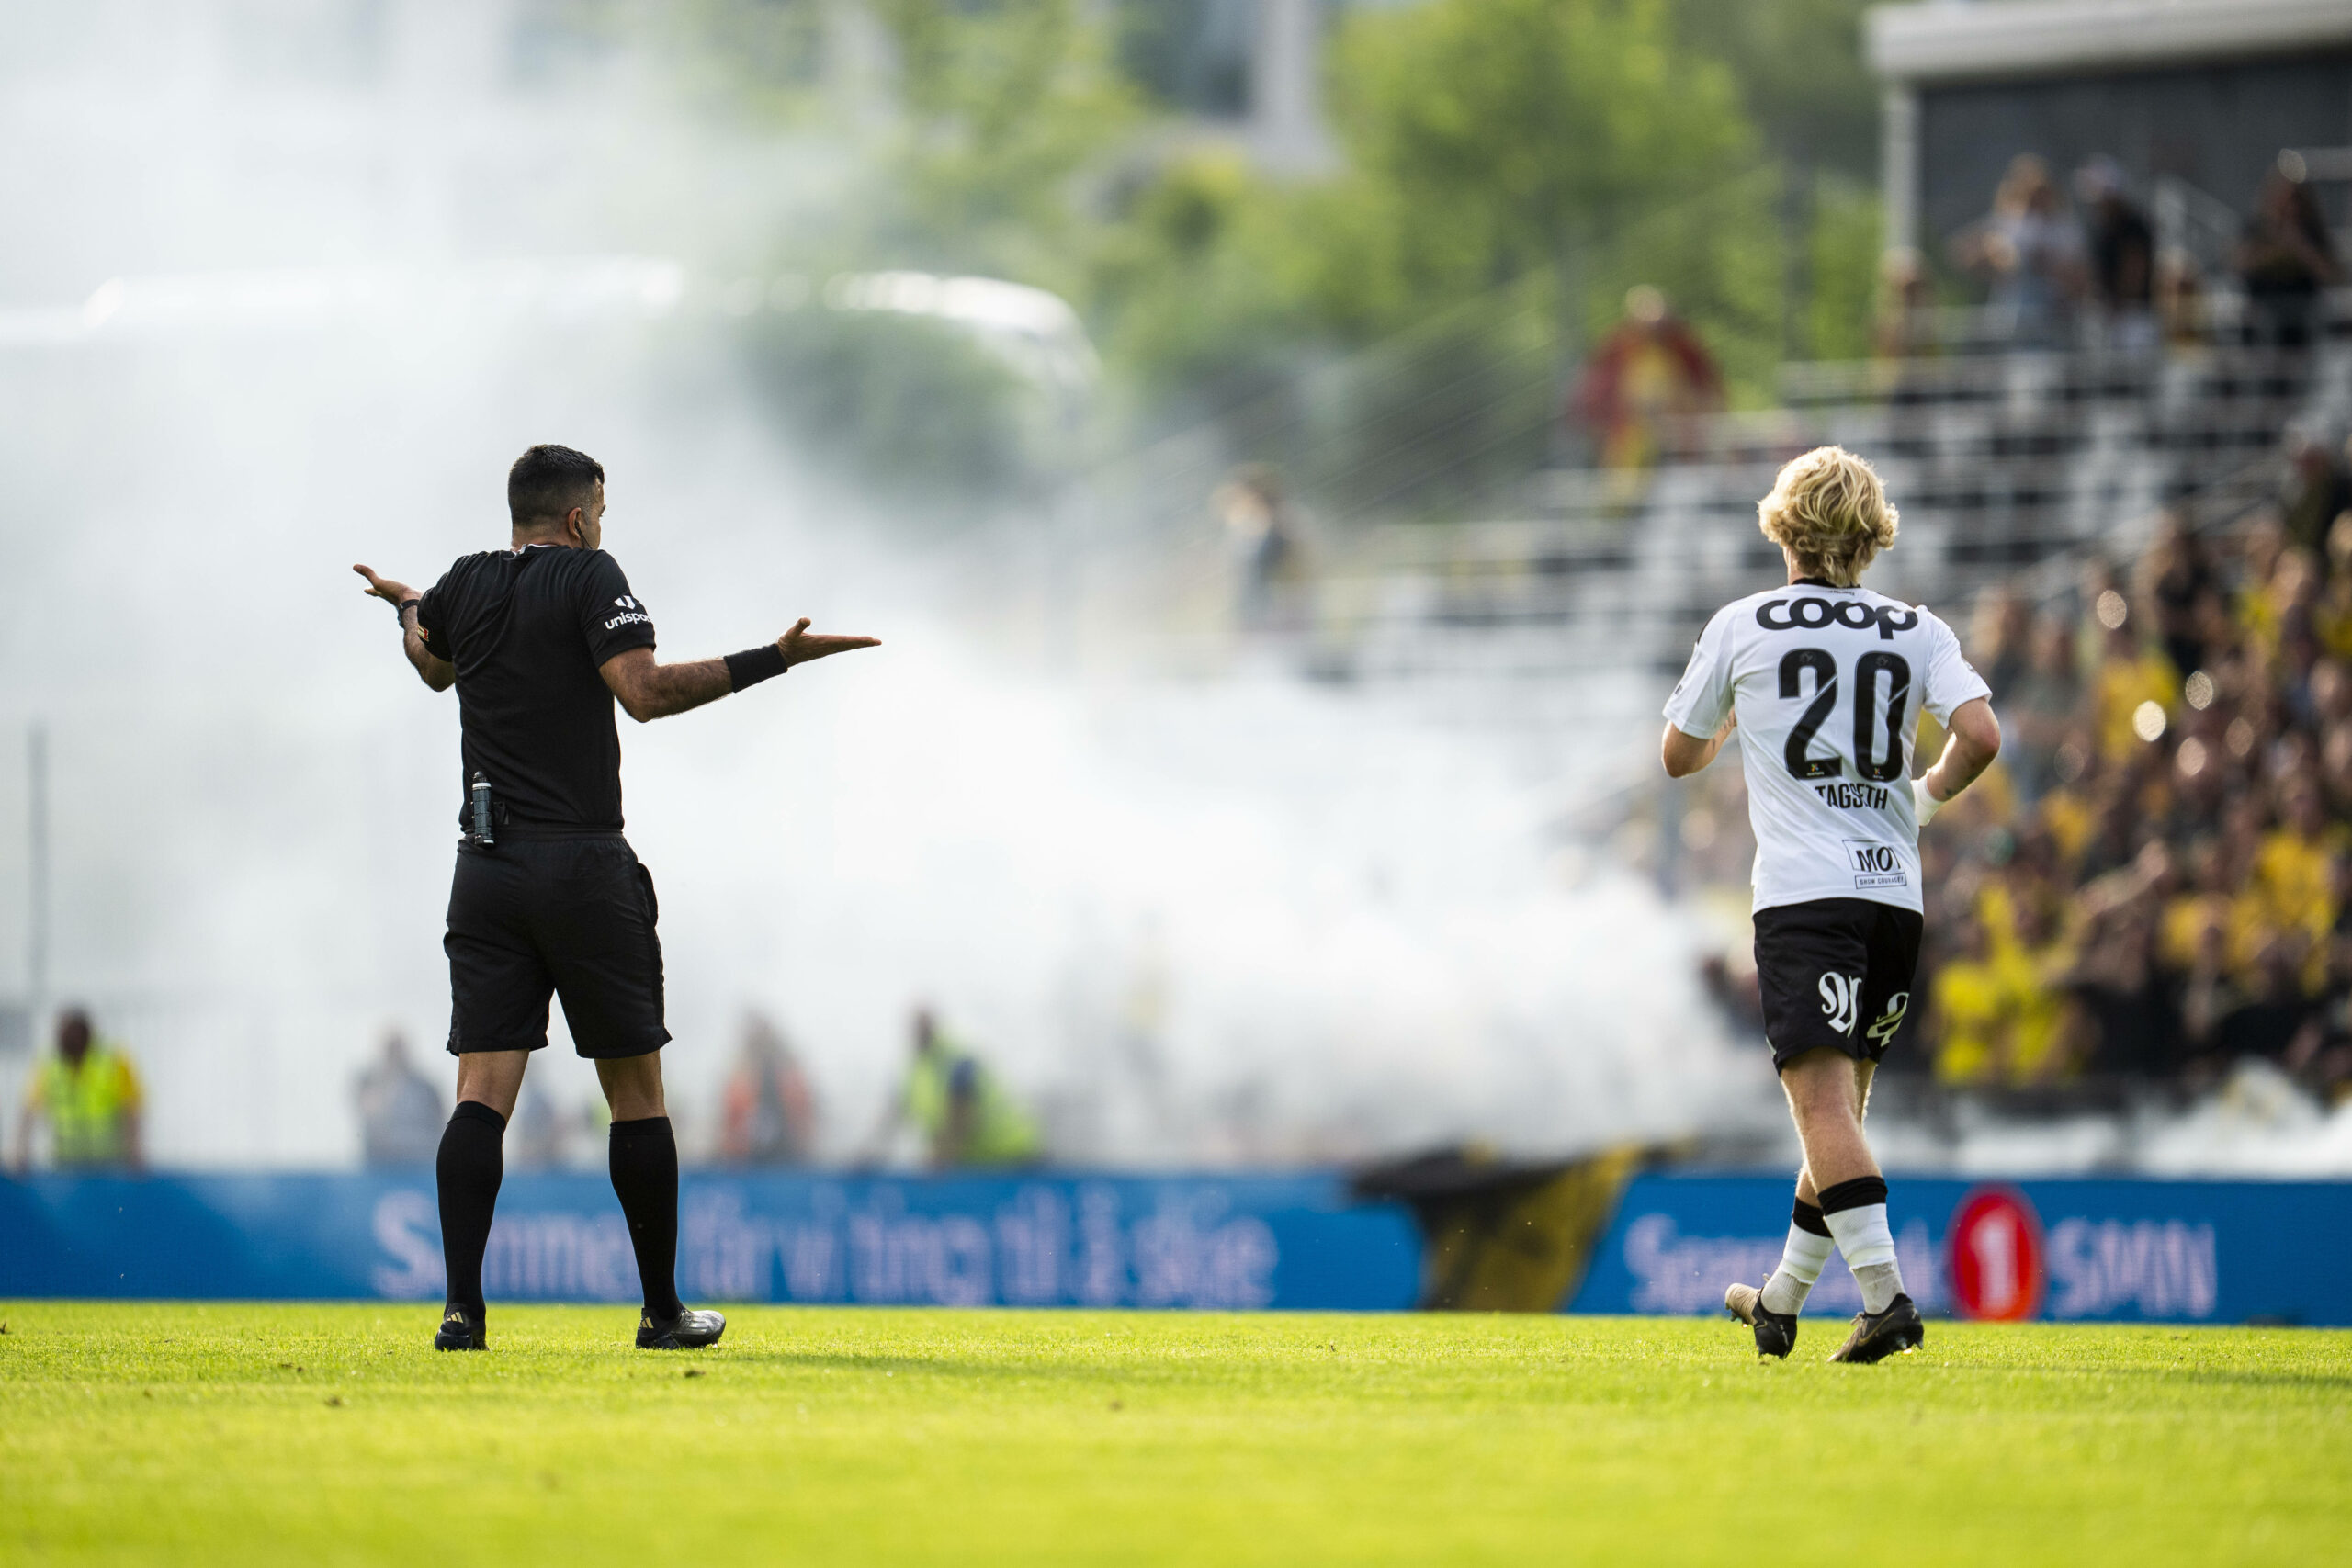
1664, 581, 1989, 914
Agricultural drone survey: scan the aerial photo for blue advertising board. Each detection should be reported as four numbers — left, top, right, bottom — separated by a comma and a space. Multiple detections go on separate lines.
5, 1169, 2346, 1324
1570, 1173, 2352, 1327
0, 1170, 1422, 1312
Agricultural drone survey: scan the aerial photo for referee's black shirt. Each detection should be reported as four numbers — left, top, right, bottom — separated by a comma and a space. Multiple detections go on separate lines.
415, 545, 658, 834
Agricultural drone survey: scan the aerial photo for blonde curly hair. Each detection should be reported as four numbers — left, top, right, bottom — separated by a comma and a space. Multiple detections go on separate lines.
1758, 446, 1898, 587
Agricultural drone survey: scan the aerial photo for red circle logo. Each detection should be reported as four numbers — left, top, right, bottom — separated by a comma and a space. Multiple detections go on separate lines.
1949, 1187, 2046, 1322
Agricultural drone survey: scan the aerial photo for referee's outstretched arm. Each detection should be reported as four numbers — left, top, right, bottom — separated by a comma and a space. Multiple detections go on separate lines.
597, 617, 879, 723
354, 565, 878, 710
352, 564, 457, 691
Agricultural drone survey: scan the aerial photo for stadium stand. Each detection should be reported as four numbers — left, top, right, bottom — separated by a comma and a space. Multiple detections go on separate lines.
1236, 164, 2352, 1108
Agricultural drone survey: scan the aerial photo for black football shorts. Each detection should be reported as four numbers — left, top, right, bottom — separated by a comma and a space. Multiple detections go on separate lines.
1752, 897, 1923, 1071
444, 835, 671, 1059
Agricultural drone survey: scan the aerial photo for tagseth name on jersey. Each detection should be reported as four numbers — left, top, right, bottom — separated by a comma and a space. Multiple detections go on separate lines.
1663, 583, 1989, 915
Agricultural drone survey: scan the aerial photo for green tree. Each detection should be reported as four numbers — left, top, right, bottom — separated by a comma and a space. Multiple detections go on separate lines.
1669, 0, 1879, 178
1093, 0, 1765, 372
1326, 0, 1754, 331
1089, 0, 1777, 503
864, 0, 1140, 292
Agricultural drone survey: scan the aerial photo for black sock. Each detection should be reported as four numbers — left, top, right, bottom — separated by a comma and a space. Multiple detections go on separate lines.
609, 1115, 684, 1319
436, 1100, 507, 1320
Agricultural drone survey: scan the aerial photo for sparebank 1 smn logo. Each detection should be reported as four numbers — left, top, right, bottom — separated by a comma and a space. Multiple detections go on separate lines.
1949, 1186, 2046, 1322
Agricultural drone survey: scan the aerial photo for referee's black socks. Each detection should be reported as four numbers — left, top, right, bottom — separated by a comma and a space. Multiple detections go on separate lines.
437, 1100, 507, 1322
609, 1116, 685, 1321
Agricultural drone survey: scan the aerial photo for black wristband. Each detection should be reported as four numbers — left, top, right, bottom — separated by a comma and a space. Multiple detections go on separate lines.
723, 644, 790, 692
393, 596, 420, 625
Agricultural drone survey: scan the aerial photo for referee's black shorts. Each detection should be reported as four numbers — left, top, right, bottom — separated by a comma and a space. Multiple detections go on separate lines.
1753, 897, 1922, 1073
444, 835, 670, 1059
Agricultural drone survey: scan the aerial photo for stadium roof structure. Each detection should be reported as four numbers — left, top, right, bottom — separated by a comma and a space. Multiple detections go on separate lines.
1867, 0, 2352, 83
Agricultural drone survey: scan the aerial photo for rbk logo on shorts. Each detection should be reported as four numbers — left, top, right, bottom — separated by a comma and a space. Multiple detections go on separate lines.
1818, 971, 1862, 1036
1842, 839, 1907, 890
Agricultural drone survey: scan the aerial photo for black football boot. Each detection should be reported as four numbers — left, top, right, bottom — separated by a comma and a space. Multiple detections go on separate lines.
637, 1307, 727, 1349
1724, 1282, 1798, 1359
1828, 1293, 1926, 1364
434, 1306, 487, 1351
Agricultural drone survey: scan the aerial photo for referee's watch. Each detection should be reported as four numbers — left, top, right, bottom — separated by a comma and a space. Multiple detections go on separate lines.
393, 596, 421, 625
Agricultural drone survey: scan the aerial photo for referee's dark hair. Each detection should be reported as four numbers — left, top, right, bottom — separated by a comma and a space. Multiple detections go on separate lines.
508, 444, 605, 527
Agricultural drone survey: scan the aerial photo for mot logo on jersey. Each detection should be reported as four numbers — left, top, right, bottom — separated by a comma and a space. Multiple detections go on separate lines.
1842, 839, 1907, 890
1755, 597, 1919, 641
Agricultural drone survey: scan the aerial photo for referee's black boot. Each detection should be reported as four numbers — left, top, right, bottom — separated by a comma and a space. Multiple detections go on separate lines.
637, 1306, 726, 1350
1723, 1282, 1797, 1359
434, 1306, 487, 1351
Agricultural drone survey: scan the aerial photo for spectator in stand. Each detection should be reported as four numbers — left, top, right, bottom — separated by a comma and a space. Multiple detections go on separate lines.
1216, 464, 1302, 635
718, 1011, 818, 1165
2320, 697, 2352, 819
1872, 247, 1938, 361
13, 1008, 143, 1172
1569, 286, 1723, 475
2063, 844, 2177, 1075
2282, 430, 2351, 559
2236, 164, 2341, 348
2137, 513, 2217, 679
1951, 154, 2086, 347
2314, 514, 2352, 658
2254, 775, 2343, 981
1932, 879, 2071, 1086
355, 1029, 445, 1168
1927, 908, 2005, 1083
2155, 244, 2211, 349
1968, 584, 2036, 705
2264, 549, 2325, 683
2299, 854, 2352, 1091
2213, 934, 2318, 1069
2087, 583, 2178, 766
2075, 157, 2157, 355
2007, 615, 2087, 804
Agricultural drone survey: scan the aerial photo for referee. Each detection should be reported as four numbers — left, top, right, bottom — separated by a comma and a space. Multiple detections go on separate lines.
355, 444, 877, 1351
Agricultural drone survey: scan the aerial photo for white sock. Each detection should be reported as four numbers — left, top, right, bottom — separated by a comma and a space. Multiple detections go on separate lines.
1759, 1224, 1835, 1315
1823, 1202, 1903, 1314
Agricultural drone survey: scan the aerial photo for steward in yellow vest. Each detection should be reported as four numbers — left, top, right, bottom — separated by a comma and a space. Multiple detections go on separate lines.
894, 1009, 1040, 1169
16, 1010, 143, 1171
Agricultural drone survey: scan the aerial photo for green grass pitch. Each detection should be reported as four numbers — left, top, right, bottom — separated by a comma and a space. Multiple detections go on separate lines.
3, 1303, 2347, 1565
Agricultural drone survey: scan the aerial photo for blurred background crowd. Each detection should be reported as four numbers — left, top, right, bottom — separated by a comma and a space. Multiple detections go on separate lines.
4, 0, 2351, 1173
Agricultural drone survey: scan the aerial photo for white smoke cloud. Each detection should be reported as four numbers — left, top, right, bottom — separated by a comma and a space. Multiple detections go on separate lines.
0, 0, 1758, 1168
